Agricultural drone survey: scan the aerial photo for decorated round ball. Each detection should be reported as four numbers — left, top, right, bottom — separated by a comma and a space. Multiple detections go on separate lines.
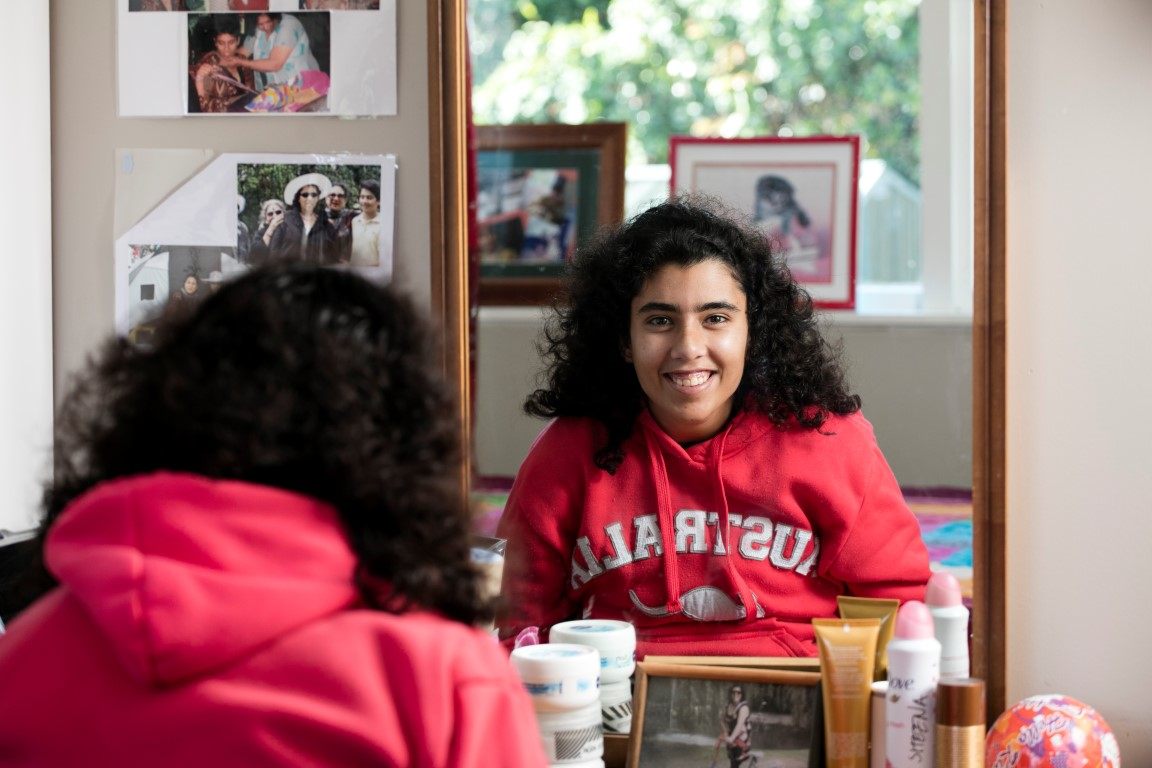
985, 694, 1120, 768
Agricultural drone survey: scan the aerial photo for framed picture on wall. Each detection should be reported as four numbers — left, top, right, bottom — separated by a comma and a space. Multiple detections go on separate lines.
475, 123, 626, 306
630, 660, 824, 768
670, 135, 860, 310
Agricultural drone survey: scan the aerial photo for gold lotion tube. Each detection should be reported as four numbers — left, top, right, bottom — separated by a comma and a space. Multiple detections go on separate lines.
836, 596, 900, 681
813, 618, 880, 768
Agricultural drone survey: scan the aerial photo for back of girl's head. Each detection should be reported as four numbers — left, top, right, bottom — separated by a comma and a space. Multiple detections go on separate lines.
41, 263, 484, 624
528, 195, 858, 470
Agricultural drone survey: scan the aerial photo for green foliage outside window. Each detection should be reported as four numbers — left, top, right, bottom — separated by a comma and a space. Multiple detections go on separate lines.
469, 0, 921, 185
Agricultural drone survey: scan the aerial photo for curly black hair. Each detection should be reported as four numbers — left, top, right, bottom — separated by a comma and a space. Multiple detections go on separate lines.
525, 195, 860, 472
17, 263, 487, 626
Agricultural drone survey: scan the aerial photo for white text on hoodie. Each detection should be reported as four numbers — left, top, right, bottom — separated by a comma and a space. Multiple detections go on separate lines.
570, 509, 820, 589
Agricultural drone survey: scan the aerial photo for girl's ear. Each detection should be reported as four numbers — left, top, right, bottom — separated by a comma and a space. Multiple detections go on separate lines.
621, 344, 633, 363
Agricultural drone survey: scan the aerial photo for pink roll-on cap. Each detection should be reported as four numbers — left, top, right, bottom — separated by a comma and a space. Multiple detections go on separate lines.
925, 571, 963, 607
894, 600, 935, 639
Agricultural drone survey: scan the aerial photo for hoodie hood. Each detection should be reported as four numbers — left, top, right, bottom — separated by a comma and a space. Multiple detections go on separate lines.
45, 473, 358, 688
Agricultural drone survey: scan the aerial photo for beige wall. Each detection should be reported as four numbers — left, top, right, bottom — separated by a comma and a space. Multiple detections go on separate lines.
50, 1, 430, 393
476, 309, 972, 489
1007, 0, 1152, 760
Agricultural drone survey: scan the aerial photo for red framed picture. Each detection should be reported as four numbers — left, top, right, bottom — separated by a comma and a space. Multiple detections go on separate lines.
670, 135, 860, 310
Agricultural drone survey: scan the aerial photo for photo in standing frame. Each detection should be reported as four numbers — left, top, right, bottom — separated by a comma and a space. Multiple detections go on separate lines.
630, 662, 824, 768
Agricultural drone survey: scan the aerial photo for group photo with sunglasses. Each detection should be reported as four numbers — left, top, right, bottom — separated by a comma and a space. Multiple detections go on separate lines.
237, 161, 385, 269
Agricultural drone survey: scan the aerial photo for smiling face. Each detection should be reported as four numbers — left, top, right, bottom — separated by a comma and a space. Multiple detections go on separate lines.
326, 186, 347, 212
358, 187, 379, 219
626, 259, 748, 444
256, 14, 276, 35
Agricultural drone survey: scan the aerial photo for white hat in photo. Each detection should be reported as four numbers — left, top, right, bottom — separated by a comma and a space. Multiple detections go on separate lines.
283, 172, 333, 204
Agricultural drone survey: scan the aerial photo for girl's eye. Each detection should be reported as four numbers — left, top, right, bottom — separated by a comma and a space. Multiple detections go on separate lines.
705, 314, 728, 324
645, 316, 672, 327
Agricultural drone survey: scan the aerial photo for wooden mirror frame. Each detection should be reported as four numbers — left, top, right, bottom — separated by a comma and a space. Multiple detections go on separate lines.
428, 0, 1007, 718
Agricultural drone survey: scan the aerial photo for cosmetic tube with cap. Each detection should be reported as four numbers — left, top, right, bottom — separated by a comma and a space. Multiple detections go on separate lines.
813, 618, 880, 768
934, 678, 984, 768
885, 600, 940, 768
869, 681, 887, 768
837, 595, 900, 681
926, 572, 970, 679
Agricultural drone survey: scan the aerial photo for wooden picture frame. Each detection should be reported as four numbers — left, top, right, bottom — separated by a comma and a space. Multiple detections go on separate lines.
475, 123, 626, 306
670, 135, 860, 310
643, 656, 822, 673
630, 661, 824, 768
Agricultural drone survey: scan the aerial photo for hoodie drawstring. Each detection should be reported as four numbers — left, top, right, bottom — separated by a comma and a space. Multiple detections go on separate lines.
711, 429, 762, 619
644, 427, 682, 615
638, 415, 761, 621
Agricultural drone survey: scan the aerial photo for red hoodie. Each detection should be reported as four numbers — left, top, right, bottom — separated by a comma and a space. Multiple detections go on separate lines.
498, 409, 929, 657
0, 473, 547, 767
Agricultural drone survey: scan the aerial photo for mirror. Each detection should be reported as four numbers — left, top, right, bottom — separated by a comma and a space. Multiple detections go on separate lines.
428, 0, 1005, 715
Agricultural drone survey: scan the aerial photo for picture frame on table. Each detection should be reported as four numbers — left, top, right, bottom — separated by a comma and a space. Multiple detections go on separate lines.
643, 655, 822, 673
475, 123, 626, 306
669, 135, 860, 310
629, 660, 824, 768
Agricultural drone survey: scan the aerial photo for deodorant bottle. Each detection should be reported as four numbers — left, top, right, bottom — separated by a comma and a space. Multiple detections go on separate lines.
926, 572, 970, 680
885, 600, 941, 768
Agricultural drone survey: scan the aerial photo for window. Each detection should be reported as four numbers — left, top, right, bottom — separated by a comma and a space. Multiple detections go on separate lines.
468, 0, 972, 315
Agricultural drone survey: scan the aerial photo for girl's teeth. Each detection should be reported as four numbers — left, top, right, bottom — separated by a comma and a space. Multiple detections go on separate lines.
670, 372, 709, 387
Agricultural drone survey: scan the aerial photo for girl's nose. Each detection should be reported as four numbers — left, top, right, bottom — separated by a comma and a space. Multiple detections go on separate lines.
671, 323, 705, 360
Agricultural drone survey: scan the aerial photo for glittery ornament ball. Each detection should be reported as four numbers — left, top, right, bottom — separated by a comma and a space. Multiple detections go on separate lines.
986, 694, 1120, 768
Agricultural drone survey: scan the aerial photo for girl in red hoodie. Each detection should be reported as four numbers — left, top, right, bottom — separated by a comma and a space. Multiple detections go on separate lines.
498, 196, 929, 658
0, 264, 546, 767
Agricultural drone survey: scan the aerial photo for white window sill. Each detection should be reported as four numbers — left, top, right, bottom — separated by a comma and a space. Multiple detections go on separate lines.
823, 283, 972, 327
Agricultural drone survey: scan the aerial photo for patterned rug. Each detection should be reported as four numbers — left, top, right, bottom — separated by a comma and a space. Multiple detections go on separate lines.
473, 481, 973, 598
904, 490, 973, 599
